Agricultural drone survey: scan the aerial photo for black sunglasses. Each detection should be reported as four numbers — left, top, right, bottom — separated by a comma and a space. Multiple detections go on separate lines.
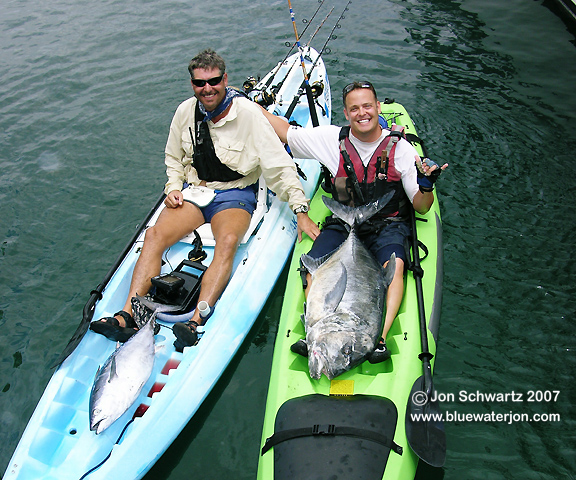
191, 74, 224, 88
342, 81, 376, 102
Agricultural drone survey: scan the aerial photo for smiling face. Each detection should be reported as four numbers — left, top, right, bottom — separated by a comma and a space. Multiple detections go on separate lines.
343, 88, 382, 142
191, 67, 228, 112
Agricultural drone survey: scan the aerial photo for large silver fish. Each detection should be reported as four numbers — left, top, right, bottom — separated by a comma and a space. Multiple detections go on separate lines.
300, 194, 396, 380
89, 296, 177, 434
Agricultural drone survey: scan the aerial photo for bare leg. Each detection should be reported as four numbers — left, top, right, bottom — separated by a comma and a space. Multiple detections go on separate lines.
105, 202, 205, 327
381, 257, 405, 340
188, 208, 251, 325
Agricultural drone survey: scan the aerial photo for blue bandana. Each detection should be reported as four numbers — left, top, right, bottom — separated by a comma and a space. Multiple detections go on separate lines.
198, 87, 246, 122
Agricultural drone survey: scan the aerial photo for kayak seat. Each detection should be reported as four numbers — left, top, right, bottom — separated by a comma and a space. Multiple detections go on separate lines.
263, 394, 402, 479
182, 176, 269, 247
143, 176, 269, 248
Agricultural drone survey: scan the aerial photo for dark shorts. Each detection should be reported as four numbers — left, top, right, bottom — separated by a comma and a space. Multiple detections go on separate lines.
307, 220, 410, 265
198, 184, 258, 223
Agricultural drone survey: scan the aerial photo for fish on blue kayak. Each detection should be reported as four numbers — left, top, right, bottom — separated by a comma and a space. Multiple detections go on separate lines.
89, 297, 178, 434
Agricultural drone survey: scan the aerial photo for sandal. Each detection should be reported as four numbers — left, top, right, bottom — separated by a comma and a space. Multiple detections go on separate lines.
173, 320, 199, 352
367, 338, 391, 364
290, 339, 308, 357
90, 311, 138, 343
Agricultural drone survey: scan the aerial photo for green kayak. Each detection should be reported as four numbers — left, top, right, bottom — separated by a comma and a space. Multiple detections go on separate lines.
257, 100, 444, 479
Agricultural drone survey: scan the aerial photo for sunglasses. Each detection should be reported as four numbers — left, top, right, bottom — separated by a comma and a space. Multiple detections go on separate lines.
191, 74, 224, 88
342, 81, 376, 102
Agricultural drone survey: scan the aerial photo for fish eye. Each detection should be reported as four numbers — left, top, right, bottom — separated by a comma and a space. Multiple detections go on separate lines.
341, 344, 353, 355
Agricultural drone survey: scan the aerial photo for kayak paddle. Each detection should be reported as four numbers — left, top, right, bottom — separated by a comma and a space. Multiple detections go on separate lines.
405, 206, 446, 467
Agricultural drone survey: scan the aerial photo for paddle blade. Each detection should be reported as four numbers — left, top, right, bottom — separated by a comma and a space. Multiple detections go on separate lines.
405, 376, 447, 467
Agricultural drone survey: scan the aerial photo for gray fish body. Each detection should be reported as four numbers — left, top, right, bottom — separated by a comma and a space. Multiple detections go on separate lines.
89, 296, 180, 434
89, 318, 155, 434
301, 194, 396, 380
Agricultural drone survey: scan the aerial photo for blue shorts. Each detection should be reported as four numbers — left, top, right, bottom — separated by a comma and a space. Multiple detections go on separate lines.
200, 184, 258, 223
307, 220, 410, 265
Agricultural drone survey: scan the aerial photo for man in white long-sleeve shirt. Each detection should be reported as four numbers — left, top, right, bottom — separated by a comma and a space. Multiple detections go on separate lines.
90, 48, 319, 350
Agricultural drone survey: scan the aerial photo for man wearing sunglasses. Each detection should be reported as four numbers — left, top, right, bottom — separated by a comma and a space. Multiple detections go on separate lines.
261, 81, 447, 362
90, 49, 319, 349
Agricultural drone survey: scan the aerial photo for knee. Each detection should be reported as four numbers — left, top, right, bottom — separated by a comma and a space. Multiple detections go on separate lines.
143, 225, 170, 251
215, 232, 241, 255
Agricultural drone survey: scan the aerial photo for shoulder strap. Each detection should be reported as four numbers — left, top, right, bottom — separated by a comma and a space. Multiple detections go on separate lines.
338, 126, 365, 204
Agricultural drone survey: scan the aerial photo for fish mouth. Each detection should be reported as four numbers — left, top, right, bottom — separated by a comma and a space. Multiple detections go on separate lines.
90, 419, 104, 434
308, 347, 326, 380
308, 343, 351, 380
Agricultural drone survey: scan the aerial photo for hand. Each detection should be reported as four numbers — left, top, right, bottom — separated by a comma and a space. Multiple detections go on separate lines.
297, 212, 320, 242
415, 156, 448, 191
164, 190, 184, 208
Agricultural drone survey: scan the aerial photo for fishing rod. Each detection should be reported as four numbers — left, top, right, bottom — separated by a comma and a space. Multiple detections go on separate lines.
264, 0, 327, 89
307, 0, 351, 78
286, 0, 320, 127
270, 6, 334, 96
306, 6, 334, 46
283, 0, 351, 121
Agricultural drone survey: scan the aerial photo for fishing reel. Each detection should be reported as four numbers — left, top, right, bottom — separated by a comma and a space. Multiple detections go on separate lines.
249, 89, 276, 107
243, 76, 259, 94
310, 80, 324, 99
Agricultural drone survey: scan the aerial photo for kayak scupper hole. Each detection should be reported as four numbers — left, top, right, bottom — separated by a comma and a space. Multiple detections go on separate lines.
69, 428, 77, 435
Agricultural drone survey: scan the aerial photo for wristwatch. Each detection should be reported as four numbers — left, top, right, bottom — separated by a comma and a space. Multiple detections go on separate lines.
293, 205, 309, 215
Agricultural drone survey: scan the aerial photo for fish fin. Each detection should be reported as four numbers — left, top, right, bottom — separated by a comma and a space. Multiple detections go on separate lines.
324, 262, 347, 312
94, 365, 101, 383
382, 252, 397, 286
108, 357, 117, 383
323, 192, 395, 226
300, 254, 321, 275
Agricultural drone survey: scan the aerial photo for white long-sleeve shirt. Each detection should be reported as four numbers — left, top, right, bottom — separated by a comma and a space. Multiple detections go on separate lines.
164, 96, 308, 211
286, 124, 421, 203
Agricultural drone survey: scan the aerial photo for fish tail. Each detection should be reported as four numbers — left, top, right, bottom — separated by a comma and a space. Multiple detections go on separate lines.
322, 192, 394, 226
135, 294, 181, 314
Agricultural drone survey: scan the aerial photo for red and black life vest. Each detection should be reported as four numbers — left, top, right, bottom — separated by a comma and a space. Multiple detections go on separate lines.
329, 125, 409, 220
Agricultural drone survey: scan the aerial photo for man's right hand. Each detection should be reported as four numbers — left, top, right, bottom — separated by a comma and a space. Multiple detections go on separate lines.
165, 190, 184, 208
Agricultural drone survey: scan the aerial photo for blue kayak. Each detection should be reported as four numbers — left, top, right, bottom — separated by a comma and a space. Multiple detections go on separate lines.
3, 46, 331, 480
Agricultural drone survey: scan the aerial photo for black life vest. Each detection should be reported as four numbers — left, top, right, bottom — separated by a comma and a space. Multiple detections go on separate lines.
330, 126, 409, 219
190, 101, 244, 182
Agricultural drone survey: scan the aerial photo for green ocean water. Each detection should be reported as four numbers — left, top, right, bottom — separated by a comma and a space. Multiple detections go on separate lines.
1, 0, 575, 478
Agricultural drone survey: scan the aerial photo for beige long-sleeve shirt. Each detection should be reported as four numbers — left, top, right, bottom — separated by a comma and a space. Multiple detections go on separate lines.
164, 96, 308, 211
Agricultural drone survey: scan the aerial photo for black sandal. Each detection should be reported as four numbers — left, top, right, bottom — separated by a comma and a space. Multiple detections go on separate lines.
90, 311, 138, 343
173, 320, 199, 352
367, 338, 391, 364
290, 339, 308, 357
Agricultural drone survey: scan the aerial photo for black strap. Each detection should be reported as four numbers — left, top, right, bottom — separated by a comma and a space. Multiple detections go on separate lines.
261, 423, 403, 456
191, 102, 244, 182
297, 259, 309, 290
338, 126, 366, 204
